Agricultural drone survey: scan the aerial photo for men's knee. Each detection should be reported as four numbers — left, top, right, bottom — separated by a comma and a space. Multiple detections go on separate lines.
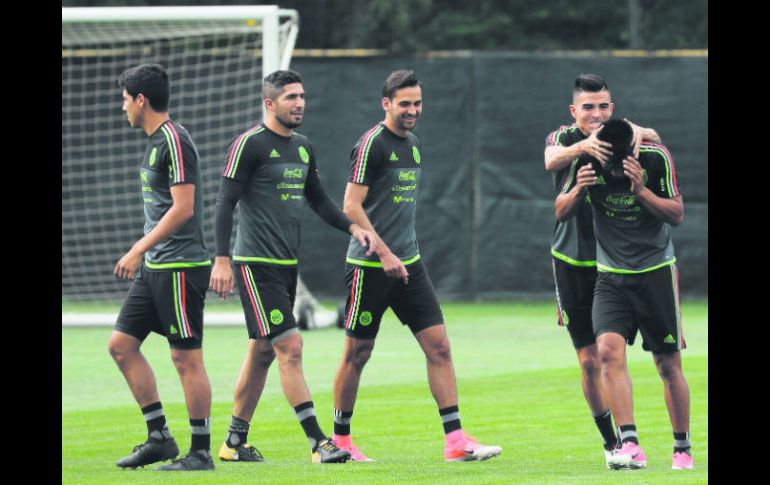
274, 334, 304, 366
579, 355, 601, 378
596, 335, 625, 367
346, 340, 374, 371
108, 333, 139, 364
170, 349, 204, 375
654, 354, 682, 381
425, 337, 452, 364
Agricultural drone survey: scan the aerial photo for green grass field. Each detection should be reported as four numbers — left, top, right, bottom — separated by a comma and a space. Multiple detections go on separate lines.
62, 301, 708, 484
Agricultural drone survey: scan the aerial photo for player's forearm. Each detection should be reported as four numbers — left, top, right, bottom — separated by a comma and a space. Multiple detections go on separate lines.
343, 202, 393, 258
636, 190, 684, 226
545, 144, 582, 172
214, 197, 236, 257
132, 204, 193, 256
642, 127, 661, 144
304, 170, 353, 233
555, 187, 585, 221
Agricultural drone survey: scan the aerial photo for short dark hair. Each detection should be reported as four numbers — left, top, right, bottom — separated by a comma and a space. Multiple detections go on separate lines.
382, 70, 421, 99
597, 119, 633, 171
263, 69, 303, 100
118, 64, 170, 112
573, 73, 609, 96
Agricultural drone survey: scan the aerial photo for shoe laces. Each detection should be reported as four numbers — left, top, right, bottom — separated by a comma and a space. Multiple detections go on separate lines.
318, 440, 339, 453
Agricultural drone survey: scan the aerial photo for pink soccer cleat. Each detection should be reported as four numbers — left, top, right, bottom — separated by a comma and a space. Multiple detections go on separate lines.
671, 451, 694, 469
444, 431, 502, 462
332, 434, 374, 462
607, 441, 647, 470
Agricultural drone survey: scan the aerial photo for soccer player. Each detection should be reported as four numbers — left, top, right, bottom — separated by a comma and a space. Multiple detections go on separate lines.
209, 70, 375, 464
556, 119, 694, 470
108, 64, 214, 471
544, 73, 661, 467
330, 70, 502, 462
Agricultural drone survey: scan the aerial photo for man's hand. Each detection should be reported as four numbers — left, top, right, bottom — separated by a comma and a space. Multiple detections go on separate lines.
350, 223, 377, 257
114, 248, 142, 280
623, 156, 645, 194
380, 252, 409, 284
210, 256, 234, 299
624, 118, 661, 158
576, 164, 598, 190
579, 125, 613, 163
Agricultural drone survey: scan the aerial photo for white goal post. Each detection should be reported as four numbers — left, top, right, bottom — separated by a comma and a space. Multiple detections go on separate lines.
62, 6, 299, 76
62, 6, 299, 302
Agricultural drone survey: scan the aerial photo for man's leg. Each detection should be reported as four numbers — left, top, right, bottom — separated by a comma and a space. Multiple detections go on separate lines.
413, 324, 501, 462
653, 352, 693, 469
597, 332, 645, 469
153, 346, 215, 471
575, 344, 619, 454
332, 335, 376, 461
272, 330, 349, 463
554, 260, 618, 456
219, 339, 274, 462
108, 331, 160, 407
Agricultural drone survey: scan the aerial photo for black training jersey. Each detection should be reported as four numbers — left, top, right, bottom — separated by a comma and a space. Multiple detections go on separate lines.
222, 123, 317, 266
561, 142, 681, 274
546, 123, 596, 266
346, 122, 421, 267
139, 120, 210, 270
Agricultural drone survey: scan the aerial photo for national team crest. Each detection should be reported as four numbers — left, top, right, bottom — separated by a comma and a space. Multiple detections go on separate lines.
298, 146, 310, 164
412, 146, 421, 164
149, 147, 158, 166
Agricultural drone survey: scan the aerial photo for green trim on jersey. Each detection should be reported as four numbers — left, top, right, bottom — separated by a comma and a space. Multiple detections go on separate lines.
560, 158, 581, 193
226, 126, 266, 179
145, 260, 212, 270
551, 249, 597, 267
346, 253, 421, 268
354, 125, 385, 184
232, 255, 298, 266
597, 258, 676, 274
639, 146, 677, 197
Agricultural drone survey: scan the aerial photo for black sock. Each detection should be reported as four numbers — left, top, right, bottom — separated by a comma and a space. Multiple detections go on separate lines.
226, 416, 250, 448
593, 409, 618, 450
333, 408, 353, 436
439, 405, 462, 434
141, 402, 171, 441
618, 424, 639, 445
294, 402, 327, 450
674, 431, 691, 453
190, 417, 211, 453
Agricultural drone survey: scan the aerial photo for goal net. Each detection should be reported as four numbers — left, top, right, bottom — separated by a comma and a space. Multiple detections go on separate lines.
62, 6, 298, 301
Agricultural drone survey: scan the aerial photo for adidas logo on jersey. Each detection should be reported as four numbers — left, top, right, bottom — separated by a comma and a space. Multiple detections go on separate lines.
389, 151, 399, 161
270, 149, 281, 158
663, 334, 675, 344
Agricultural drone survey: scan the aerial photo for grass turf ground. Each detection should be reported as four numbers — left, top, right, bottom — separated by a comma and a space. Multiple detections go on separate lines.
62, 301, 708, 484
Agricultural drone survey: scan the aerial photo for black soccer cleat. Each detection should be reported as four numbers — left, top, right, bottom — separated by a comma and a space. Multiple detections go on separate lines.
155, 449, 215, 471
116, 437, 179, 469
311, 438, 351, 463
218, 441, 265, 462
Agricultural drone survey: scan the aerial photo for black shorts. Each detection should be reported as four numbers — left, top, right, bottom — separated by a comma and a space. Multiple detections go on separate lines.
344, 259, 444, 340
234, 263, 298, 341
593, 264, 685, 354
552, 258, 597, 349
115, 265, 210, 350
